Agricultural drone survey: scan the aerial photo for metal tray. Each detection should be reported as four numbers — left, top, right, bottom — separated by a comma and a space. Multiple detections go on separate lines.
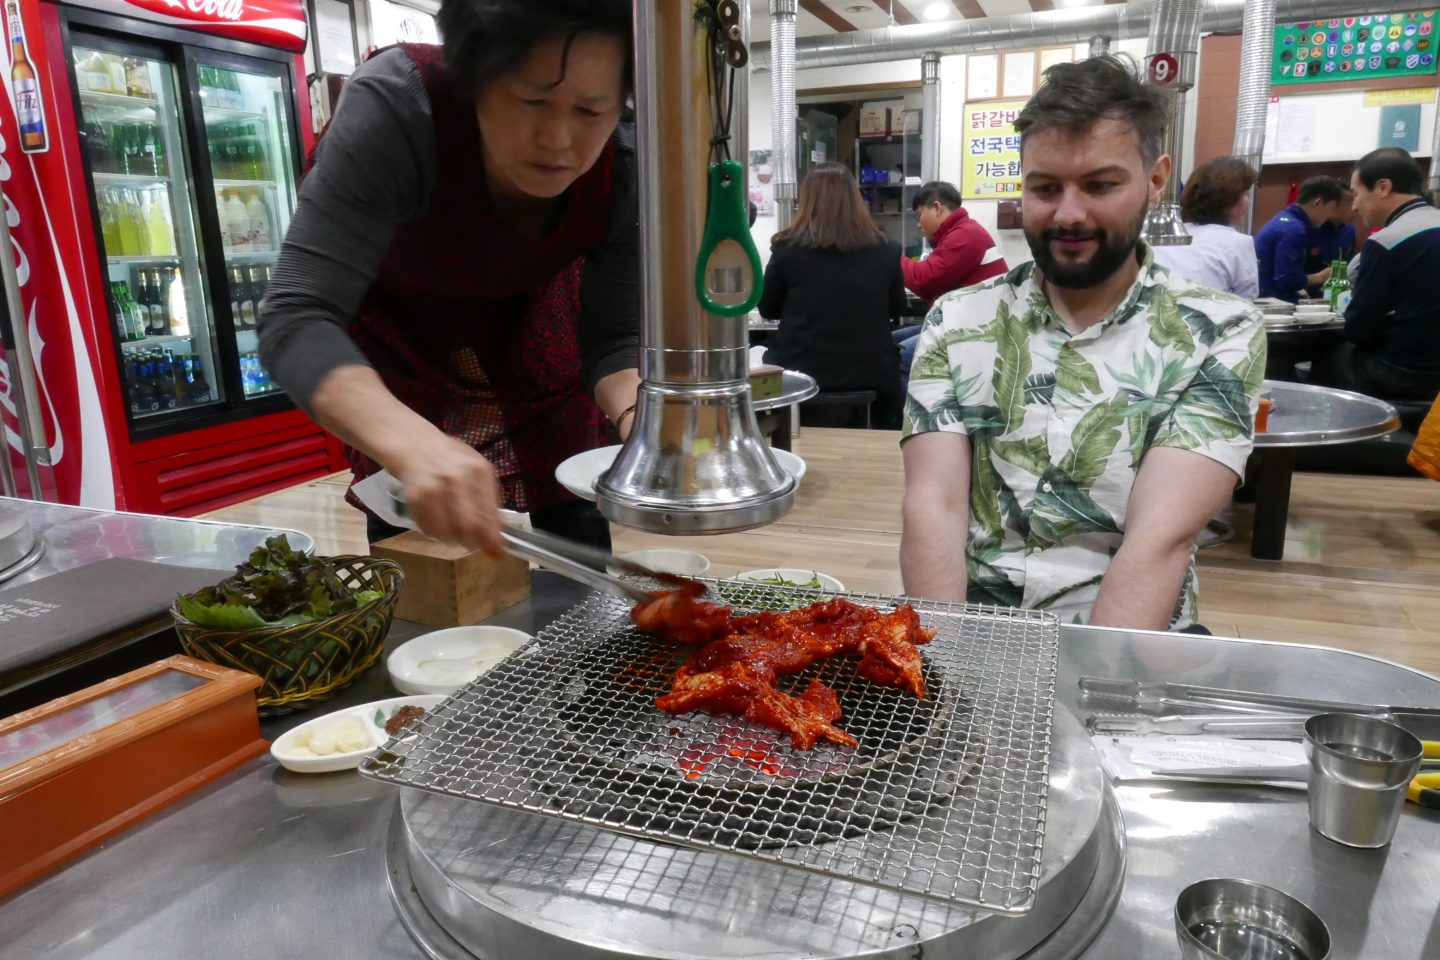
360, 580, 1060, 914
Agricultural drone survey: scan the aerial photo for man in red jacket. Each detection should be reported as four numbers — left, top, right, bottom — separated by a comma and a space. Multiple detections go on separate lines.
902, 181, 1009, 303
896, 182, 1008, 395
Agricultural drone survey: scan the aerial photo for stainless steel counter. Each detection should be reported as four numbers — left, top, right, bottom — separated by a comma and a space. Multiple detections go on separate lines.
2, 574, 1438, 960
0, 497, 315, 589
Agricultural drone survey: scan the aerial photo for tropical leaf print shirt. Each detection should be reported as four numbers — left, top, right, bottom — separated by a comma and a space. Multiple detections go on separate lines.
901, 246, 1266, 628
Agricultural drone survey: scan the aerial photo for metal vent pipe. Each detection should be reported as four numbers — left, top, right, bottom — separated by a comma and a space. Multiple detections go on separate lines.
595, 0, 794, 534
1141, 0, 1204, 247
1087, 35, 1112, 59
769, 0, 798, 230
1429, 87, 1440, 200
750, 1, 1436, 71
920, 51, 941, 184
1233, 0, 1276, 231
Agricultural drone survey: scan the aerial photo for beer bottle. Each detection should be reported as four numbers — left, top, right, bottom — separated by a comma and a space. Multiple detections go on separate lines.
6, 0, 48, 152
1325, 260, 1352, 313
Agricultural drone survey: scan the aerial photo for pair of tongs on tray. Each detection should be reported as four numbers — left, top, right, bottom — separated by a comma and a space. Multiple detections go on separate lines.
500, 526, 699, 603
1080, 677, 1440, 740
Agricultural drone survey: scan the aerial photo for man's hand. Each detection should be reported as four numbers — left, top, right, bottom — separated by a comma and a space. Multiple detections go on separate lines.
1307, 264, 1333, 288
1089, 447, 1239, 630
900, 432, 972, 602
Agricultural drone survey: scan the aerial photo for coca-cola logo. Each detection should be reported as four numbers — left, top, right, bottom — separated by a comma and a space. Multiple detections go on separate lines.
161, 0, 245, 22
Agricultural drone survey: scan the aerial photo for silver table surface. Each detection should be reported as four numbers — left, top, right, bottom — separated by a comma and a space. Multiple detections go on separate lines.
0, 496, 315, 590
2, 573, 1438, 960
1255, 379, 1400, 448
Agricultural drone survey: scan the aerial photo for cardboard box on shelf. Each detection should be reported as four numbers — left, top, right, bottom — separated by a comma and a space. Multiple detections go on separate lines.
859, 106, 890, 137
898, 109, 921, 135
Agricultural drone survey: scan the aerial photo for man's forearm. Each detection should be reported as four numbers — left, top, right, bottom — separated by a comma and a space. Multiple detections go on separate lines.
900, 494, 969, 602
595, 368, 642, 438
1088, 539, 1192, 630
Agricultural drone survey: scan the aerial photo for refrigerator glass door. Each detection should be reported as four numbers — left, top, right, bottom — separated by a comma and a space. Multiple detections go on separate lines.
195, 62, 297, 399
73, 45, 224, 421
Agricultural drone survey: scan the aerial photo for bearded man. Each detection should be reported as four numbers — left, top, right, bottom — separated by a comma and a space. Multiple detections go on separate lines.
898, 56, 1265, 632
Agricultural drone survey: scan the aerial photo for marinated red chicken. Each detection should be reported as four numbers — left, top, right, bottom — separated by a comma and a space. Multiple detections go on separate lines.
634, 592, 935, 750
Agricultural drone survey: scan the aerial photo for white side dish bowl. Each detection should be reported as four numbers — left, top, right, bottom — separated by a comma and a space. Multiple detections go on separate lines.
387, 626, 533, 696
734, 569, 845, 593
270, 694, 444, 774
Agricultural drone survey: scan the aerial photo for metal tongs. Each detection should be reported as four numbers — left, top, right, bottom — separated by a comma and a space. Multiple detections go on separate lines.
387, 488, 699, 603
500, 526, 700, 603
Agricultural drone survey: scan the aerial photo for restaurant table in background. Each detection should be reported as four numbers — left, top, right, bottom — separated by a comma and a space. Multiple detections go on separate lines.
1265, 318, 1346, 381
1246, 381, 1399, 560
752, 370, 818, 451
2, 572, 1437, 959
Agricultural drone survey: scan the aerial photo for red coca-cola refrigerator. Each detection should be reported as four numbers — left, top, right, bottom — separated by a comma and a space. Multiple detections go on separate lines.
0, 0, 347, 514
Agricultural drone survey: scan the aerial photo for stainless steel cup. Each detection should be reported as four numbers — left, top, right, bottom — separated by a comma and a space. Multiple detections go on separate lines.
1175, 878, 1331, 960
1303, 712, 1423, 849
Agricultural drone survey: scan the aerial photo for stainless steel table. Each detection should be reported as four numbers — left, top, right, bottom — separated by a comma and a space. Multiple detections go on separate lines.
3, 573, 1437, 960
1246, 381, 1400, 560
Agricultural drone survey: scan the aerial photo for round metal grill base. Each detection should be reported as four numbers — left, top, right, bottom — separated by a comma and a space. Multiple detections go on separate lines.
386, 707, 1123, 960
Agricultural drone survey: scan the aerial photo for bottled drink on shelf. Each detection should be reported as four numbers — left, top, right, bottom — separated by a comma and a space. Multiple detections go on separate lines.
1324, 260, 1352, 313
97, 188, 122, 253
115, 189, 144, 256
137, 124, 159, 176
82, 119, 113, 173
116, 122, 139, 175
152, 125, 166, 176
222, 69, 243, 109
76, 50, 116, 94
245, 188, 272, 249
145, 187, 174, 255
122, 56, 152, 98
166, 266, 190, 336
153, 350, 177, 410
223, 188, 250, 251
248, 263, 270, 314
111, 281, 146, 342
138, 267, 170, 336
128, 353, 159, 414
229, 265, 246, 328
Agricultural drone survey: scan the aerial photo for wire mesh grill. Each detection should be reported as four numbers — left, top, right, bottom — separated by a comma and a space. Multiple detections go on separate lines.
360, 580, 1059, 913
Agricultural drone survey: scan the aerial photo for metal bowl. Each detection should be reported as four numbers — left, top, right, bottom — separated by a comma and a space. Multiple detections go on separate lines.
1175, 878, 1331, 960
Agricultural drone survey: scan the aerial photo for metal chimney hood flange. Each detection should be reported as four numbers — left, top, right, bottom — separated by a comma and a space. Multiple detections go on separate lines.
596, 482, 796, 534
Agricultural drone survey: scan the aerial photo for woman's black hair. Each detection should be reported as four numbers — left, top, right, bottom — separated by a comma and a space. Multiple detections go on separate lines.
438, 0, 633, 100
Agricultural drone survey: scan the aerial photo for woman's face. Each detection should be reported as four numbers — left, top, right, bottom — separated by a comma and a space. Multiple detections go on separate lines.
476, 32, 627, 201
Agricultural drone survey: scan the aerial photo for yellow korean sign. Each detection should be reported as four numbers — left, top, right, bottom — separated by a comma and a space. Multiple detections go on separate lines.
1363, 87, 1434, 106
961, 100, 1026, 199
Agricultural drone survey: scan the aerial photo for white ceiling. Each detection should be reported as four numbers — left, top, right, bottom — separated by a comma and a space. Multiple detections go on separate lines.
748, 0, 1117, 43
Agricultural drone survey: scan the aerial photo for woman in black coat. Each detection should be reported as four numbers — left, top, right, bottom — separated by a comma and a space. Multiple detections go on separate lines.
758, 162, 906, 428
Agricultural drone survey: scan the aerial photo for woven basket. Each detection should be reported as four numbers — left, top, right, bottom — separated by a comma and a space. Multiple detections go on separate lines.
171, 556, 404, 716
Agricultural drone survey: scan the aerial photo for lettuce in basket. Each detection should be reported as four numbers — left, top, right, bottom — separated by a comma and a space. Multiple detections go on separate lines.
178, 534, 385, 629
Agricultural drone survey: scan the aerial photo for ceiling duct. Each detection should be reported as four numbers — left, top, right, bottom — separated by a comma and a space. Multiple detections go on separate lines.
596, 0, 795, 535
1141, 0, 1203, 247
1087, 35, 1113, 58
750, 1, 1437, 71
1232, 0, 1276, 231
920, 52, 941, 184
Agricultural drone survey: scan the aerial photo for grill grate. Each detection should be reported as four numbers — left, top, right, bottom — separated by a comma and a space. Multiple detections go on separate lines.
360, 580, 1059, 913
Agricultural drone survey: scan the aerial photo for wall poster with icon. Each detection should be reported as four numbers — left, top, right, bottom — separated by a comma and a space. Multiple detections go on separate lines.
1273, 12, 1440, 85
961, 100, 1025, 200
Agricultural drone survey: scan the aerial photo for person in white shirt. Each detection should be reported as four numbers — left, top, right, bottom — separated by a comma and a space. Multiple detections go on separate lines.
1151, 157, 1260, 298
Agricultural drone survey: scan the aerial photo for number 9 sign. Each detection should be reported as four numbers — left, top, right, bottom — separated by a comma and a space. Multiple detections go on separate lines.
1148, 53, 1180, 85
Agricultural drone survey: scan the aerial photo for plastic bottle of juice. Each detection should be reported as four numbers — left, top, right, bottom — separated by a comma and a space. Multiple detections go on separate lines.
115, 189, 143, 255
245, 189, 272, 249
224, 189, 250, 249
145, 188, 174, 255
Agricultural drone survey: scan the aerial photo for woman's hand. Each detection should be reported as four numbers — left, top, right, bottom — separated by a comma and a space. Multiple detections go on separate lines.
308, 365, 507, 554
391, 434, 506, 555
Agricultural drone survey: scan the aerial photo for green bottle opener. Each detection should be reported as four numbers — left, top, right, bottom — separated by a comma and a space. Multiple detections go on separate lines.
694, 158, 763, 317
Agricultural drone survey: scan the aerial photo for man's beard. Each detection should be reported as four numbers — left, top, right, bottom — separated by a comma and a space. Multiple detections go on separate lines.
1024, 199, 1148, 290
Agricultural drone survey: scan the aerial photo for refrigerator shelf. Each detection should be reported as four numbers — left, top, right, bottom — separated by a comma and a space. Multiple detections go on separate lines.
201, 105, 268, 124
94, 172, 170, 187
120, 333, 196, 349
107, 255, 182, 264
80, 90, 158, 110
213, 178, 278, 189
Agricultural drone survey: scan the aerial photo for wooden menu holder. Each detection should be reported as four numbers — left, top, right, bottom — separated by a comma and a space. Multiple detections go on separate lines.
0, 656, 267, 898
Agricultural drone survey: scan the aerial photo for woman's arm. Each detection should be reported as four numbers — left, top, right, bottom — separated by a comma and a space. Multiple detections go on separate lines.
579, 122, 641, 428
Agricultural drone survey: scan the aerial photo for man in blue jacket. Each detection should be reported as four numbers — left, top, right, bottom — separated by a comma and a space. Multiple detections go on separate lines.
1255, 176, 1344, 302
1314, 148, 1440, 402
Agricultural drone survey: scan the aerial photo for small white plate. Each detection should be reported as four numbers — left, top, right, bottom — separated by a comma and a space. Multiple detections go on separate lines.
734, 568, 845, 592
270, 694, 444, 774
615, 548, 711, 577
387, 625, 533, 696
555, 445, 807, 503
